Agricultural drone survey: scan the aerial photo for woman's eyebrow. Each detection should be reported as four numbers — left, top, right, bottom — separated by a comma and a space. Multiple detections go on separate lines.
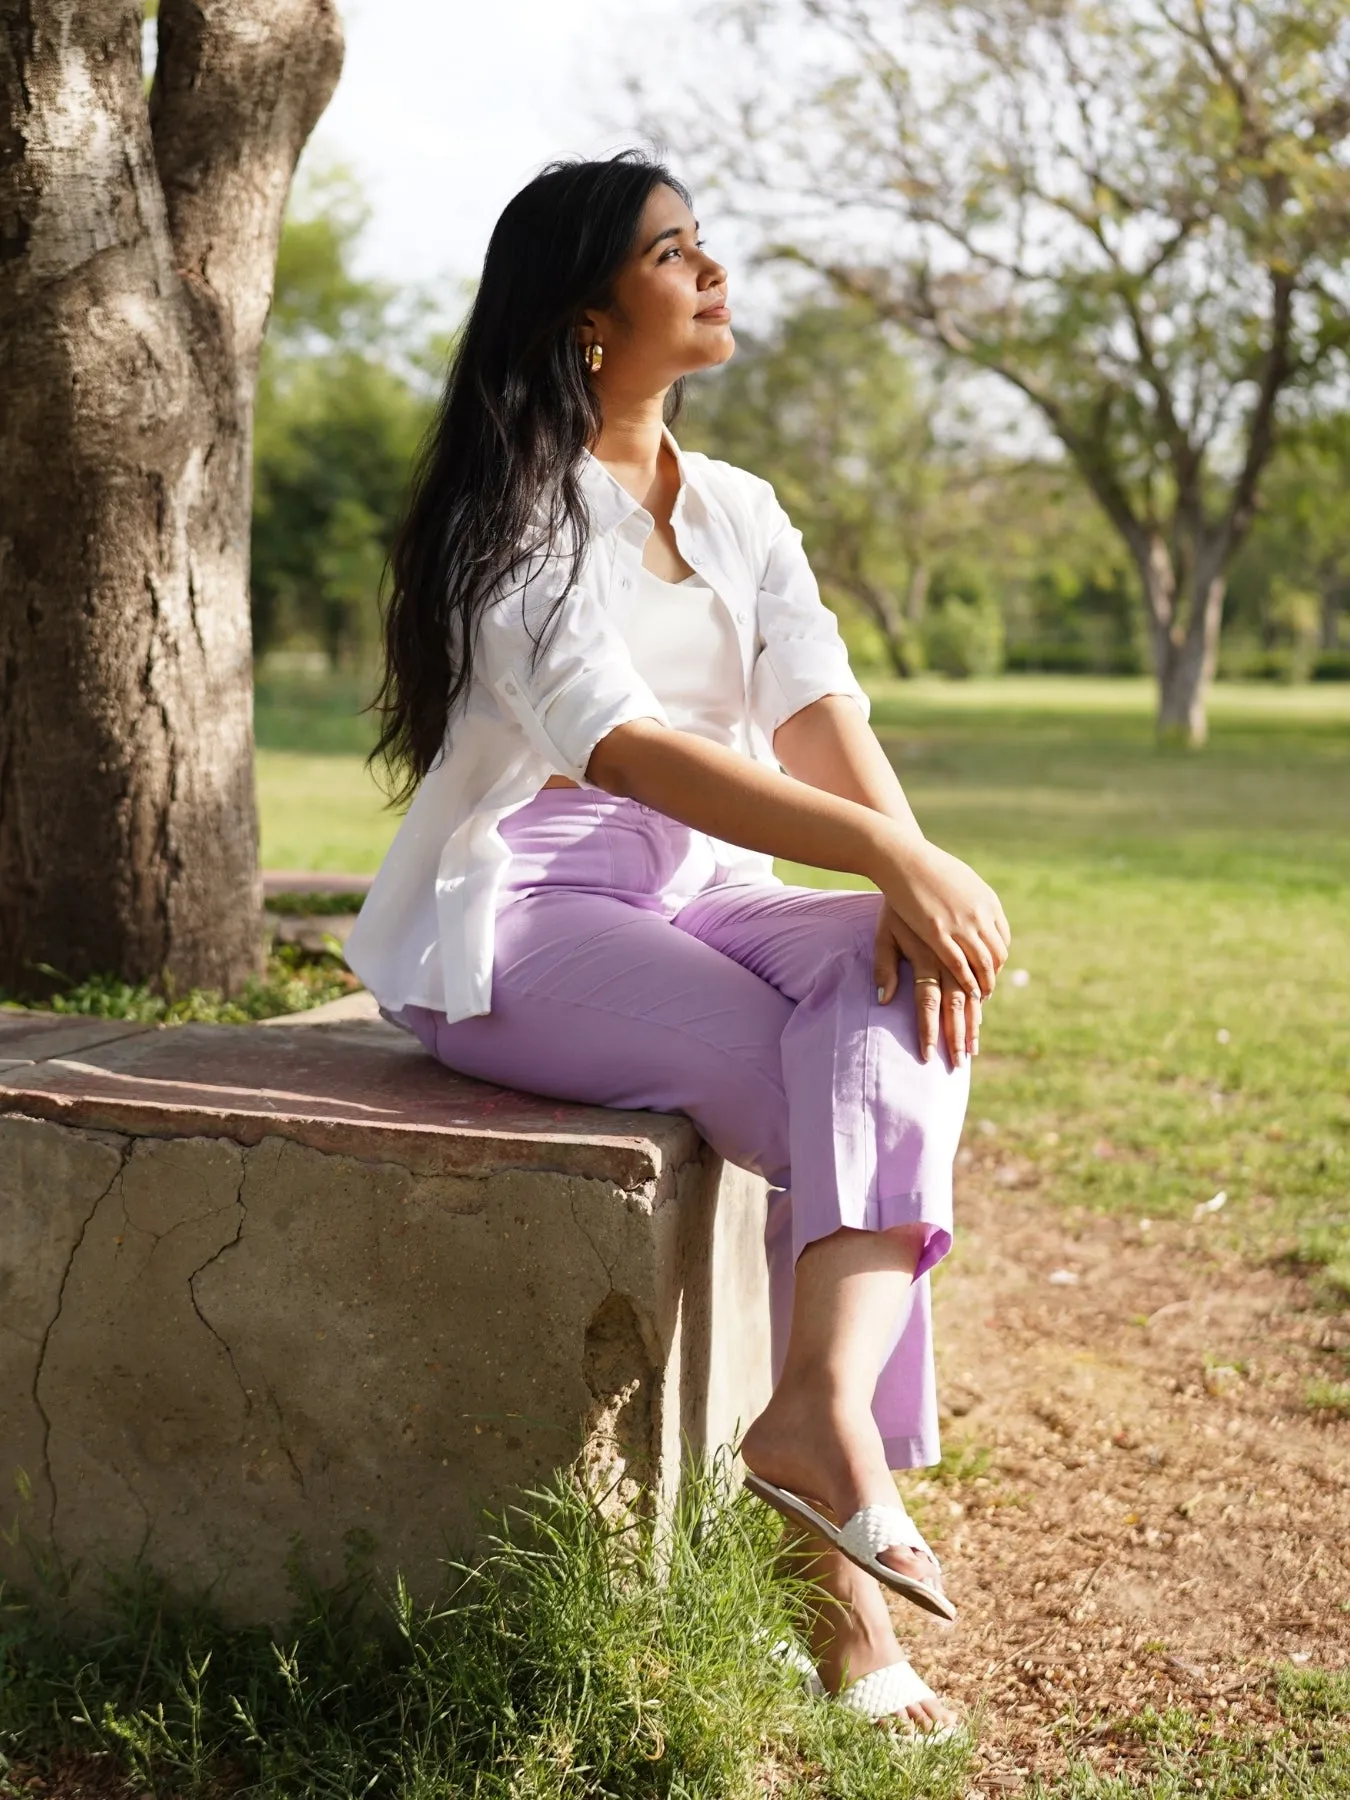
642, 220, 701, 255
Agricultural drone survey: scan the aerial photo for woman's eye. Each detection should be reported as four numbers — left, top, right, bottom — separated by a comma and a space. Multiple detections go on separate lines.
661, 239, 707, 261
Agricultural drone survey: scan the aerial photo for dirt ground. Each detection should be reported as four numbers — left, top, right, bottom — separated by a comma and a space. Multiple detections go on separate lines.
899, 1159, 1350, 1791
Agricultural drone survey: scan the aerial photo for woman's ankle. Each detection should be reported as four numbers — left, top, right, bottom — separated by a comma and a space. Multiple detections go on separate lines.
742, 1392, 894, 1520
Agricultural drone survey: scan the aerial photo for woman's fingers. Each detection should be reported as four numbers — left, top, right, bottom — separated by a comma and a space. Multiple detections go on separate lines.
992, 896, 1013, 953
964, 930, 998, 1000
942, 978, 968, 1066
873, 921, 901, 1006
936, 932, 984, 1003
967, 988, 982, 1057
911, 965, 943, 1063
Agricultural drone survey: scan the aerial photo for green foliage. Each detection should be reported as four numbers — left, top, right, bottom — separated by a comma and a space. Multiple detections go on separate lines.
1278, 1665, 1350, 1720
1228, 415, 1350, 679
682, 299, 950, 675
922, 568, 1006, 678
682, 299, 1134, 678
251, 164, 444, 666
0, 1459, 971, 1799
253, 355, 429, 664
1, 944, 357, 1025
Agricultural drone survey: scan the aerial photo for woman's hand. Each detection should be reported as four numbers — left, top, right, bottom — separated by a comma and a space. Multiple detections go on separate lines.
869, 830, 1011, 1001
873, 903, 980, 1065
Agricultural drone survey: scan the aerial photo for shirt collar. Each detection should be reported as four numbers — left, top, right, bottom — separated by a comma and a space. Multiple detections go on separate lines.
577, 422, 708, 536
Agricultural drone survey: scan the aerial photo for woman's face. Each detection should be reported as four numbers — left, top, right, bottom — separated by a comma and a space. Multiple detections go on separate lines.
578, 184, 734, 390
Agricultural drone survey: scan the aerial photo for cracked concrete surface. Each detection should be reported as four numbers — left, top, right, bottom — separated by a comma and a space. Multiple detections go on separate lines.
1, 1112, 772, 1630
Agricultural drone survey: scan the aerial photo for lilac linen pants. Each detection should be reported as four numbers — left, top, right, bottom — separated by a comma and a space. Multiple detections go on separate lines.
394, 786, 971, 1468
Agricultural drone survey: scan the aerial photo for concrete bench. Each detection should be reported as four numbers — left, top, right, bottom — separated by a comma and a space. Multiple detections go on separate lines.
0, 1005, 772, 1629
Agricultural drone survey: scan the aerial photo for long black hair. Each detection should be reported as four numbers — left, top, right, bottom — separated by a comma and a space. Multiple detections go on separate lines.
369, 149, 693, 805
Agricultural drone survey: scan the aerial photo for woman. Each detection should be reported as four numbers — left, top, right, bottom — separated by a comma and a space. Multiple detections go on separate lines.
346, 149, 1010, 1739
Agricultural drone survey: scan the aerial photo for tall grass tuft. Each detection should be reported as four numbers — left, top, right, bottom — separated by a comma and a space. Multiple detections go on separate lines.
0, 1455, 970, 1798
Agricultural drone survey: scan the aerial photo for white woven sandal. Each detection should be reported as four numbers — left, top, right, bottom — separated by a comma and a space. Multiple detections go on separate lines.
770, 1638, 963, 1743
744, 1471, 957, 1621
835, 1658, 964, 1743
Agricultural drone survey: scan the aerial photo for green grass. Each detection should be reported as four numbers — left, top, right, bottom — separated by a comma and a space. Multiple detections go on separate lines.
5, 1459, 1342, 1798
1304, 1377, 1350, 1420
256, 750, 399, 875
3, 945, 358, 1025
254, 666, 398, 875
0, 1459, 970, 1800
1028, 1695, 1350, 1797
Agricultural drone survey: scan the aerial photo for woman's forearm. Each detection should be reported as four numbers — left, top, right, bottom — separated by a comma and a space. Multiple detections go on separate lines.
585, 712, 923, 883
770, 694, 921, 834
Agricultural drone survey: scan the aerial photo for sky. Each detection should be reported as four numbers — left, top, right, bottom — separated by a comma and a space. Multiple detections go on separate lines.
304, 0, 674, 299
298, 0, 788, 331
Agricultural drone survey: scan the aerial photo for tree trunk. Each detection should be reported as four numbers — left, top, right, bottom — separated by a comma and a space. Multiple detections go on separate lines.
1142, 540, 1227, 748
837, 564, 920, 678
0, 0, 342, 1000
1319, 574, 1344, 652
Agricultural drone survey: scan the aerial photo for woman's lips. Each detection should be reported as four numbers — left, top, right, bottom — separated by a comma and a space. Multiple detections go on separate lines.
696, 302, 731, 320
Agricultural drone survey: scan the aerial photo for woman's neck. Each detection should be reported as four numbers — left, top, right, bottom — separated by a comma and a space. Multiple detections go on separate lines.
588, 391, 671, 493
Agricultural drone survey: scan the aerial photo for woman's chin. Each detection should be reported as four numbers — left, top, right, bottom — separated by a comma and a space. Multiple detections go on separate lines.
686, 327, 736, 371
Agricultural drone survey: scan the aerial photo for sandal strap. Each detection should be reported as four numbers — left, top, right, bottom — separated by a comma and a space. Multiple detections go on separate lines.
835, 1657, 936, 1720
837, 1501, 938, 1570
767, 1636, 826, 1697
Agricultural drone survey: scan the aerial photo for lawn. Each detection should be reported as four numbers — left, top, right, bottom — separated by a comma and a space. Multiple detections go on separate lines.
254, 665, 399, 873
257, 668, 1350, 1259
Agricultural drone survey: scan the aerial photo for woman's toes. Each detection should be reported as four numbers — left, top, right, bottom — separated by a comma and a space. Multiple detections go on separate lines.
912, 1698, 958, 1733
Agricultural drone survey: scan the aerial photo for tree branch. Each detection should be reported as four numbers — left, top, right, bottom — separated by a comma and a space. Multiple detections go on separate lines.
779, 244, 1153, 563
1217, 267, 1296, 556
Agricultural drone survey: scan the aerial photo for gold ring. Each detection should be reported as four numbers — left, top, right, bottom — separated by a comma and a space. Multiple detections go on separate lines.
913, 975, 942, 987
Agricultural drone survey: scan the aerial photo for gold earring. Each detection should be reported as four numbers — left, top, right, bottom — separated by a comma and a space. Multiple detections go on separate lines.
585, 342, 604, 372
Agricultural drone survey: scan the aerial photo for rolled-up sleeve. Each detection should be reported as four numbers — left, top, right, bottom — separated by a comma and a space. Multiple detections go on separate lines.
744, 475, 872, 737
476, 549, 670, 788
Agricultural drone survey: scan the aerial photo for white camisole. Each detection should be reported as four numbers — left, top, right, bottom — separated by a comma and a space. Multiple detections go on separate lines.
609, 561, 747, 752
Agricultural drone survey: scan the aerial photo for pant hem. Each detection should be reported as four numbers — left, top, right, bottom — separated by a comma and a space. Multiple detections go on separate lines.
882, 1432, 940, 1471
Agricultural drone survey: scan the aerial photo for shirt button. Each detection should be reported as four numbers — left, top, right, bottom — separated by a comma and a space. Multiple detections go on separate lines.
735, 608, 748, 623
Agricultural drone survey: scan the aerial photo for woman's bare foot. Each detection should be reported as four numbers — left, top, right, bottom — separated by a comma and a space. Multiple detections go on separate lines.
777, 1524, 959, 1734
741, 1380, 948, 1603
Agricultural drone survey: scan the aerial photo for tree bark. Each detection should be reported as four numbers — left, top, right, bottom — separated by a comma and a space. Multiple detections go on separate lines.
1138, 535, 1227, 747
0, 0, 342, 999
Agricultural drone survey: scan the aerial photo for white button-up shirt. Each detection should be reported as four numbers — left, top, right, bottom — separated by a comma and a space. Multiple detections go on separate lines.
344, 424, 871, 1022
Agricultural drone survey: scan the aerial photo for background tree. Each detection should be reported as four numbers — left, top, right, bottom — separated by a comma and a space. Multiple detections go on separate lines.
682, 294, 1141, 677
1227, 413, 1350, 676
0, 0, 343, 999
664, 0, 1350, 742
682, 298, 989, 674
252, 167, 439, 668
